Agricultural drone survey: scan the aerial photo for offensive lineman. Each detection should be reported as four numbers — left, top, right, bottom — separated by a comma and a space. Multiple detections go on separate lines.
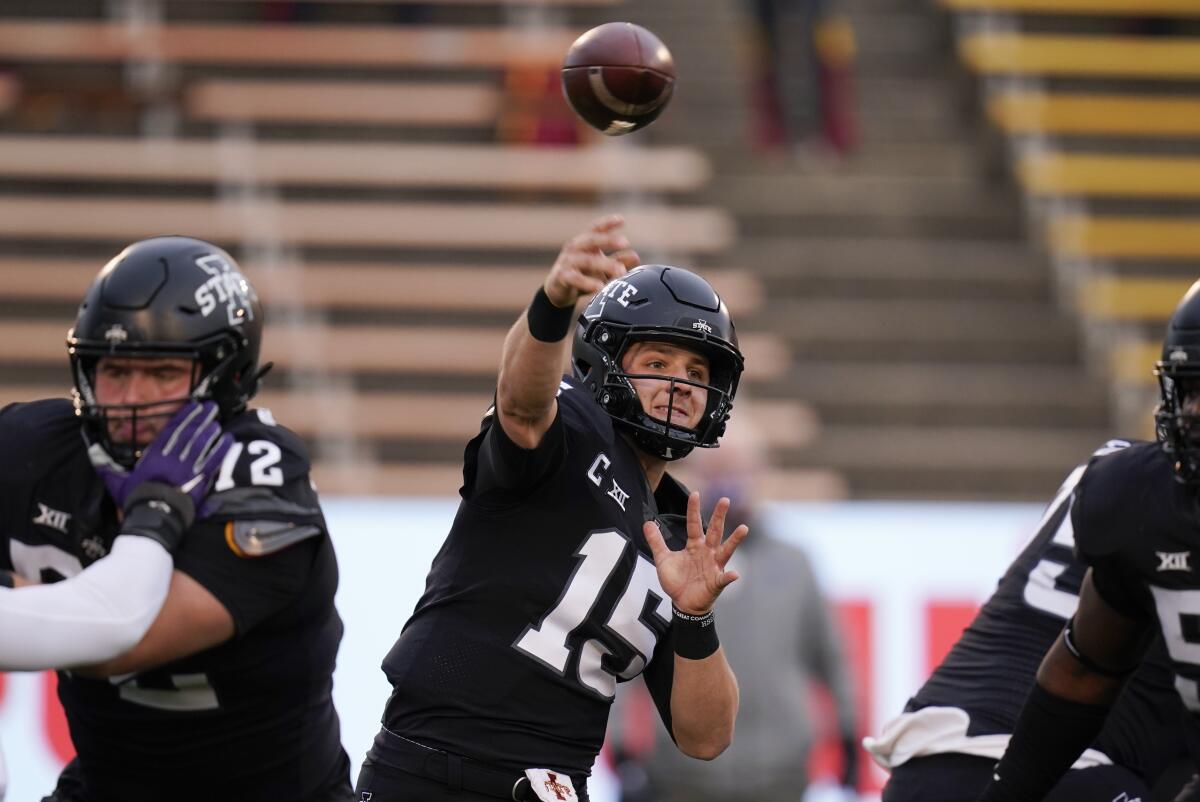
0, 399, 232, 800
355, 215, 750, 802
975, 281, 1200, 802
0, 237, 353, 802
868, 441, 1192, 801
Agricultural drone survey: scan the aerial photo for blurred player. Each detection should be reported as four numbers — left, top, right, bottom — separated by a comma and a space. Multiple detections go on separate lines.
355, 215, 749, 802
868, 440, 1192, 802
975, 281, 1200, 802
612, 416, 860, 802
0, 237, 353, 802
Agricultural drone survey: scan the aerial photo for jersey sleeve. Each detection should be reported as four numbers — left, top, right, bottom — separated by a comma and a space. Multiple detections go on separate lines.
465, 403, 567, 500
1072, 451, 1156, 620
173, 410, 329, 635
463, 381, 600, 502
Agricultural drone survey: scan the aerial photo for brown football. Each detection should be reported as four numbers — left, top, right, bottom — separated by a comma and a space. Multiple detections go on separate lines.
561, 22, 675, 136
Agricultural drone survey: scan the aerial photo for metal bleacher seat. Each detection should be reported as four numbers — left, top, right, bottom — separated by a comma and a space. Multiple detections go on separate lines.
1017, 153, 1200, 199
0, 257, 763, 316
959, 33, 1200, 80
186, 80, 503, 128
1079, 276, 1192, 323
0, 196, 735, 252
941, 0, 1200, 15
1048, 215, 1200, 261
0, 135, 713, 193
988, 93, 1200, 139
0, 20, 579, 68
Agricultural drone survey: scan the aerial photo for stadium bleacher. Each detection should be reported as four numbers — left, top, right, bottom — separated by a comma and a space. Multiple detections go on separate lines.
0, 4, 845, 498
943, 0, 1200, 440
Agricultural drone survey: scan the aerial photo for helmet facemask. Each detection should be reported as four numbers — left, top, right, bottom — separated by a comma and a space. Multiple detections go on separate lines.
579, 319, 741, 461
1155, 362, 1200, 484
70, 331, 246, 468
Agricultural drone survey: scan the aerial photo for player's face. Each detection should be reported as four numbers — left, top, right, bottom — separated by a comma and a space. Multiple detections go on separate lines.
93, 356, 195, 445
621, 341, 710, 430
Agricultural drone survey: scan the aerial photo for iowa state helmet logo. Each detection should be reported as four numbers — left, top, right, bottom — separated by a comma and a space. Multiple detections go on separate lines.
194, 254, 258, 327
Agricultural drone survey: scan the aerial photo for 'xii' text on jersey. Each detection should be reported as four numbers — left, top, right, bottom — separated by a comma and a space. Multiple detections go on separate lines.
1076, 439, 1200, 736
905, 440, 1190, 781
381, 377, 687, 777
0, 399, 350, 802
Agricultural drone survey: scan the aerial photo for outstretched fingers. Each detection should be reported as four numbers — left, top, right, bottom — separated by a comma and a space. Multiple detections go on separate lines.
706, 496, 730, 548
685, 491, 704, 542
717, 523, 750, 566
643, 519, 670, 565
715, 567, 741, 591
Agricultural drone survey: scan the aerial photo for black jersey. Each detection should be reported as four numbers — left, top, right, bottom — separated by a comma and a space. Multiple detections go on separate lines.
0, 399, 350, 802
908, 440, 1190, 782
1074, 439, 1200, 728
380, 376, 687, 777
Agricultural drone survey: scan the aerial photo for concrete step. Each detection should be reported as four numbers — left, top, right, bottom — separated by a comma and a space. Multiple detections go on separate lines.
762, 360, 1108, 428
741, 236, 1048, 300
858, 76, 968, 130
763, 297, 1080, 363
849, 10, 953, 67
782, 423, 1112, 499
718, 171, 1021, 238
712, 140, 987, 179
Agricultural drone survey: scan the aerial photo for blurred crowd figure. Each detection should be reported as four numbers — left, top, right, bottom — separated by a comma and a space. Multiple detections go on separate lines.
609, 415, 860, 802
743, 0, 859, 161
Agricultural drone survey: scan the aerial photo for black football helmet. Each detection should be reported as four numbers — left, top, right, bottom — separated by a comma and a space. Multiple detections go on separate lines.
1155, 279, 1200, 483
67, 236, 265, 466
572, 265, 744, 460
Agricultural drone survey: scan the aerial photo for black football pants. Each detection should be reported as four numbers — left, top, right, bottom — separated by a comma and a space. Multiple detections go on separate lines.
882, 752, 1157, 802
355, 727, 590, 802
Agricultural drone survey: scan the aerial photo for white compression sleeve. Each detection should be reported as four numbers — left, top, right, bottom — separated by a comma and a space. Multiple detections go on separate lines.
0, 535, 172, 671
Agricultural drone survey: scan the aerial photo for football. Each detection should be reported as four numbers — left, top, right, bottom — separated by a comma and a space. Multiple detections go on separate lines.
561, 22, 675, 136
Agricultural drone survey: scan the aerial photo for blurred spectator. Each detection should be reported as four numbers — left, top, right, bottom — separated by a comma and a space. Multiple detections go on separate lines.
0, 68, 18, 120
610, 415, 860, 802
497, 64, 582, 147
743, 0, 859, 161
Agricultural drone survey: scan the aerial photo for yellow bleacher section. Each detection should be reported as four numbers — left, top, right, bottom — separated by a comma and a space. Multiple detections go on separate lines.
942, 0, 1200, 15
1016, 153, 1200, 198
1080, 276, 1190, 323
989, 93, 1200, 138
941, 0, 1200, 434
1048, 216, 1200, 261
960, 33, 1200, 80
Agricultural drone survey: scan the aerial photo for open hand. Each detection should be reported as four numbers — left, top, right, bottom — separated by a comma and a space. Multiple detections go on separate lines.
643, 491, 749, 615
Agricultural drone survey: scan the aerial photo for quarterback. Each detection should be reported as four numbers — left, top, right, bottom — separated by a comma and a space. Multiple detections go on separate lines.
356, 215, 750, 802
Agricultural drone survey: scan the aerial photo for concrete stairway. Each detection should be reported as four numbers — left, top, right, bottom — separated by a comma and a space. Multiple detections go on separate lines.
619, 0, 1112, 499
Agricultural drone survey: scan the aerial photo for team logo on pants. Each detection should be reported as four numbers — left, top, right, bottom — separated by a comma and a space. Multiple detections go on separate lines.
524, 768, 578, 802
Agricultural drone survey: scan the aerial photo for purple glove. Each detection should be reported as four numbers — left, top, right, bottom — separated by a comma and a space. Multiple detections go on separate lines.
92, 400, 235, 512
